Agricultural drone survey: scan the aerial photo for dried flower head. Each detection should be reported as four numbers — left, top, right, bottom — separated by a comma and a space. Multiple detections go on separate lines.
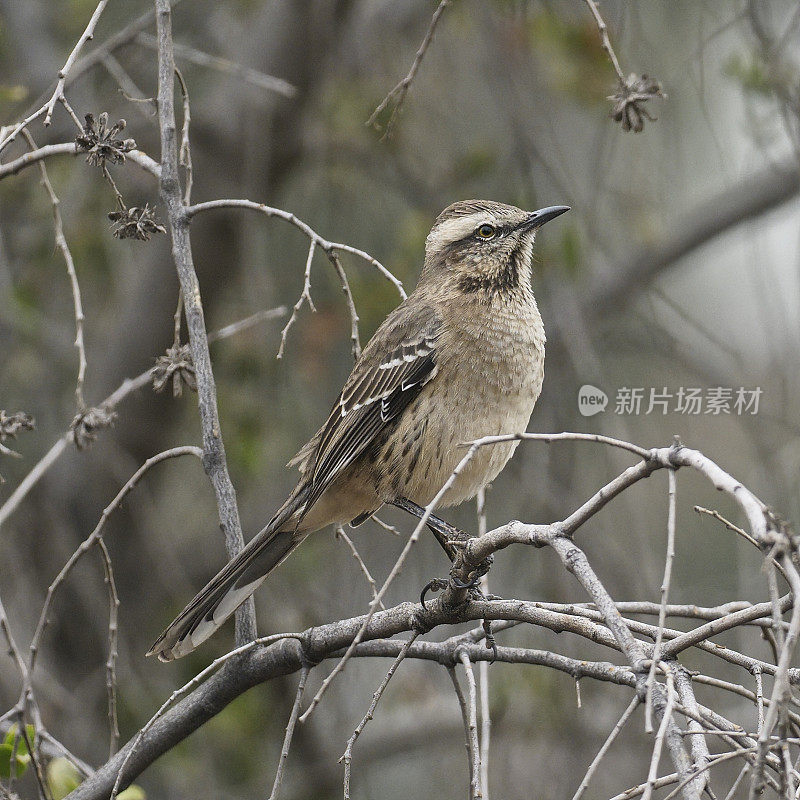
108, 203, 166, 241
76, 112, 136, 167
70, 406, 116, 451
609, 74, 665, 133
152, 344, 197, 397
0, 410, 35, 442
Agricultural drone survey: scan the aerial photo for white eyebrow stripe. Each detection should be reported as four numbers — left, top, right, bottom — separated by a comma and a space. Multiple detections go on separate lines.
426, 213, 490, 250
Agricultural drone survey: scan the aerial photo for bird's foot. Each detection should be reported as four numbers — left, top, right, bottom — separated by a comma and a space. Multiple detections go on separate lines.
449, 553, 494, 590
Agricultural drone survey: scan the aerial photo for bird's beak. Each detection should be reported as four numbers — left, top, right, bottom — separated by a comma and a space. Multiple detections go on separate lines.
520, 205, 570, 232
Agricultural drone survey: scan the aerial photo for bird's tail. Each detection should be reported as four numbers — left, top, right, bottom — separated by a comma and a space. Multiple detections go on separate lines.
147, 484, 310, 662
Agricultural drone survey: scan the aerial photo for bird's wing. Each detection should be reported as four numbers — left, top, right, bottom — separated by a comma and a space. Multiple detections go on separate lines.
297, 301, 442, 509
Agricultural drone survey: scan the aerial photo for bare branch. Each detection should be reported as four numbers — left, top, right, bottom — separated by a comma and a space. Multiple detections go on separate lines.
645, 469, 677, 732
136, 32, 297, 98
43, 0, 112, 126
458, 649, 482, 800
29, 446, 204, 674
642, 669, 677, 800
582, 0, 626, 83
674, 667, 711, 799
186, 198, 406, 299
335, 527, 384, 609
97, 538, 120, 758
267, 666, 309, 800
340, 634, 418, 799
366, 0, 451, 140
22, 129, 88, 410
0, 306, 285, 531
571, 696, 640, 800
277, 239, 317, 359
327, 250, 361, 360
155, 0, 255, 647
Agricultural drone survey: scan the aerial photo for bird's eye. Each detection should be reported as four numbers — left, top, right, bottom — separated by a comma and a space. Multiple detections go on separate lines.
476, 224, 497, 240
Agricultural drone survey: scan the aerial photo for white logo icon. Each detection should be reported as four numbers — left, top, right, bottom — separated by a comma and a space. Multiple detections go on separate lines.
578, 385, 608, 416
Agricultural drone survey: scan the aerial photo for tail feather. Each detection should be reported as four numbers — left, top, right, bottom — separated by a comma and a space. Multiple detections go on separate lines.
148, 485, 309, 661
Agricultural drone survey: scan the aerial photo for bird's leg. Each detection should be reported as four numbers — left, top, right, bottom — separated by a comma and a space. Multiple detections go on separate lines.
390, 496, 466, 561
391, 497, 496, 615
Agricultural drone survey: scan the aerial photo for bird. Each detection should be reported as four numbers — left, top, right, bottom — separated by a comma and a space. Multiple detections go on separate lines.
148, 199, 569, 661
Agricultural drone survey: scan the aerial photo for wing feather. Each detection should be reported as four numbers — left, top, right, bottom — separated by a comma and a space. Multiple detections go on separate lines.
296, 302, 442, 509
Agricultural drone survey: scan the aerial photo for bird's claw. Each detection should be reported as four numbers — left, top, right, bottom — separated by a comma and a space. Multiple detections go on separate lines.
449, 572, 482, 590
420, 577, 450, 609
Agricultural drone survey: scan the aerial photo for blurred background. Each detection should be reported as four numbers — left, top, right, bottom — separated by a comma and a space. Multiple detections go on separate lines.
1, 1, 799, 797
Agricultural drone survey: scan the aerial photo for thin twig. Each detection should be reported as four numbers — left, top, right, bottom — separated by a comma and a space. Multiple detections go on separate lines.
722, 765, 749, 800
22, 129, 87, 410
340, 634, 418, 800
278, 239, 317, 359
186, 199, 406, 299
753, 667, 765, 736
582, 0, 626, 83
369, 514, 402, 536
642, 669, 677, 800
174, 67, 192, 205
366, 0, 451, 140
44, 0, 112, 126
29, 446, 204, 674
135, 32, 296, 97
448, 665, 474, 797
458, 649, 482, 800
327, 251, 361, 359
101, 53, 155, 117
694, 504, 787, 580
646, 469, 677, 732
97, 538, 120, 758
335, 527, 384, 609
267, 666, 309, 800
571, 696, 640, 800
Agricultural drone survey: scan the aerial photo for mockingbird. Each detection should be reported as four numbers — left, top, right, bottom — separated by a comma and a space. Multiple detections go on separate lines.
148, 199, 569, 661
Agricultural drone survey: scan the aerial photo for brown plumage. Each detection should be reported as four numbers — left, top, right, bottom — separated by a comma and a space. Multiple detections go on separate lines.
148, 199, 568, 661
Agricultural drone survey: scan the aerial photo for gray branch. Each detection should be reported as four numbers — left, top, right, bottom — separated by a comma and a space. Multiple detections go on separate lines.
154, 0, 256, 646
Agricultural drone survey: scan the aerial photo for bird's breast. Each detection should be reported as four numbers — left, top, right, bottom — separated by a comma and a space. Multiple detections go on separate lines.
375, 297, 545, 508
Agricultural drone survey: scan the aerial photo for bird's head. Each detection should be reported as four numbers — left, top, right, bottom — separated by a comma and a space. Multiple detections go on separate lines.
421, 200, 569, 296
